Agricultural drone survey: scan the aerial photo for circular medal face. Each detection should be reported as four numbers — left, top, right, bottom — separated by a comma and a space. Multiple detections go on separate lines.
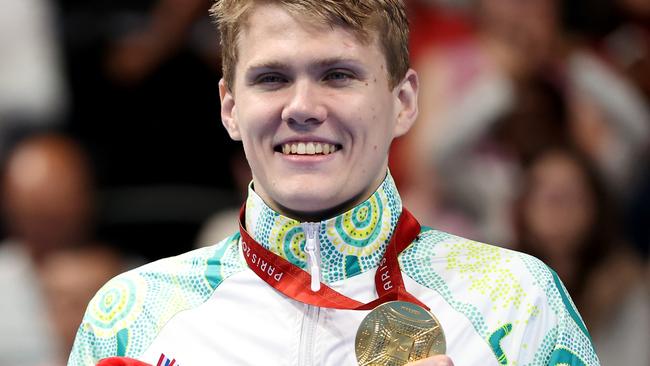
355, 301, 446, 366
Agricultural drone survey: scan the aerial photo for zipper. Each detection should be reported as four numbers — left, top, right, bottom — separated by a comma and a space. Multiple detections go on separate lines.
301, 222, 322, 292
298, 222, 322, 366
297, 304, 320, 366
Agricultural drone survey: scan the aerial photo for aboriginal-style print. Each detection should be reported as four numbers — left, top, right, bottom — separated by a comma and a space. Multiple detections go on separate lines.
400, 229, 596, 366
68, 235, 245, 365
244, 174, 401, 283
489, 323, 513, 365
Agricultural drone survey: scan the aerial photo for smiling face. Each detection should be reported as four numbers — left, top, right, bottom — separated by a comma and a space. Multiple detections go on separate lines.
219, 4, 418, 221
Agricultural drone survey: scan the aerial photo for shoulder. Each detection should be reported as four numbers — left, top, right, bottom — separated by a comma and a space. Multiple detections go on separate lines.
403, 228, 599, 365
401, 228, 551, 309
107, 231, 244, 306
402, 228, 545, 289
68, 233, 245, 365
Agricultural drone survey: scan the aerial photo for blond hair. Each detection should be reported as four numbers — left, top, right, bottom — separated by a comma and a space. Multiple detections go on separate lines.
210, 0, 410, 90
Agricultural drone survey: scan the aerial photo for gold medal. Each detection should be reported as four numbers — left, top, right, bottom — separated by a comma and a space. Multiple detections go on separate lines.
355, 301, 446, 366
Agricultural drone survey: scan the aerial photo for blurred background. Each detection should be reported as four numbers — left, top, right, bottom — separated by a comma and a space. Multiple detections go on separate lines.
0, 0, 647, 364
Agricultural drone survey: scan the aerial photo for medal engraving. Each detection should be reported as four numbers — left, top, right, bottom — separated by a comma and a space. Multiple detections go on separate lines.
355, 301, 446, 366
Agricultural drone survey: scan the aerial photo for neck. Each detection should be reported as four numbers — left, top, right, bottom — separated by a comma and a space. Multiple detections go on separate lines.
255, 171, 387, 223
271, 191, 375, 223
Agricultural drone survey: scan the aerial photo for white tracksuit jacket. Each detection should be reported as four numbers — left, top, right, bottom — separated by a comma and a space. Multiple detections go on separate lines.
68, 175, 599, 366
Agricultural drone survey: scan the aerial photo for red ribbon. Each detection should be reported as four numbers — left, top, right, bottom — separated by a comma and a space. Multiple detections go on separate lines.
239, 205, 429, 311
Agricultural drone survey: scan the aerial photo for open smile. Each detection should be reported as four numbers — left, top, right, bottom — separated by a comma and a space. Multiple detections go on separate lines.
274, 142, 343, 156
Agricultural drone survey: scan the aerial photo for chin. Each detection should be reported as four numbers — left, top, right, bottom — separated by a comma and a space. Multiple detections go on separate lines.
278, 189, 343, 213
257, 170, 380, 220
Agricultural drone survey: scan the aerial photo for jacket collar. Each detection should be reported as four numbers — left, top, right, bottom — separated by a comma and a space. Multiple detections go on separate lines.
244, 174, 403, 284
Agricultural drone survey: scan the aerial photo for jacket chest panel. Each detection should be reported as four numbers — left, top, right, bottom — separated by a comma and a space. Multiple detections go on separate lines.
141, 269, 499, 365
141, 270, 371, 365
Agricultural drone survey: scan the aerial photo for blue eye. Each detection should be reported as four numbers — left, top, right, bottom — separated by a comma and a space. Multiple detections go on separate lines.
256, 74, 288, 84
324, 71, 352, 81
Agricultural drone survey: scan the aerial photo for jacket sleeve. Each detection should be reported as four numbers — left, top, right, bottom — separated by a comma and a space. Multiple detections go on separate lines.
542, 268, 600, 366
67, 305, 122, 366
67, 275, 139, 366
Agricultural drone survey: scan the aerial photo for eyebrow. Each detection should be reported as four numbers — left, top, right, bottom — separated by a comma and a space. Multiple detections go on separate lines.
312, 57, 364, 70
246, 61, 291, 72
245, 57, 365, 76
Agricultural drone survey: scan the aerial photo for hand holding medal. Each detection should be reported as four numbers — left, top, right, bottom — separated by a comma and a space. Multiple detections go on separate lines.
403, 355, 455, 366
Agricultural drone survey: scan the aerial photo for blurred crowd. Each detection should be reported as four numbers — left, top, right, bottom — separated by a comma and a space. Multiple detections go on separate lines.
0, 0, 648, 365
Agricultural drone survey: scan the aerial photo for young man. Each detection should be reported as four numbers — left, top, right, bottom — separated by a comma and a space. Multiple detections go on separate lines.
68, 1, 599, 365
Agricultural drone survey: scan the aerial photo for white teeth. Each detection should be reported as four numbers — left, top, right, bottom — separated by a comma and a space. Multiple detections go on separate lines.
280, 142, 339, 155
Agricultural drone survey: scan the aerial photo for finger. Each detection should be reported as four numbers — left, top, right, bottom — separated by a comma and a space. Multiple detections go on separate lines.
405, 355, 454, 366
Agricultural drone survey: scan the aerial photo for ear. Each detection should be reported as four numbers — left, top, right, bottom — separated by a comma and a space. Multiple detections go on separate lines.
219, 78, 241, 141
392, 69, 419, 138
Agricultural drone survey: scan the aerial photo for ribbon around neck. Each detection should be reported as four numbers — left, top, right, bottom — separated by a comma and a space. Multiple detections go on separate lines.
238, 205, 429, 311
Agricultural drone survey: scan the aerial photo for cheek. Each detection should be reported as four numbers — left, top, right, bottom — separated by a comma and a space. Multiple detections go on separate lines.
236, 128, 265, 172
347, 121, 392, 155
351, 100, 397, 141
236, 107, 277, 143
239, 134, 266, 167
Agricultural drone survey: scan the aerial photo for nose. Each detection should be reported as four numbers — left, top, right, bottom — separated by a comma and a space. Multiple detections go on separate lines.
281, 80, 327, 127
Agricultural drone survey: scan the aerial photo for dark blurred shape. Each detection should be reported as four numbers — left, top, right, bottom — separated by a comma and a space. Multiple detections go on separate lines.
627, 165, 650, 258
104, 0, 212, 85
40, 245, 124, 358
514, 146, 650, 366
599, 0, 650, 102
0, 133, 114, 365
55, 0, 238, 260
195, 147, 251, 247
492, 78, 570, 163
2, 134, 94, 262
475, 0, 560, 79
515, 146, 614, 295
562, 0, 621, 38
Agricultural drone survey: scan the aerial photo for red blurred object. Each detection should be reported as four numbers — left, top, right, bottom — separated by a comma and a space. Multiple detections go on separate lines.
407, 0, 474, 62
97, 357, 152, 366
390, 1, 475, 189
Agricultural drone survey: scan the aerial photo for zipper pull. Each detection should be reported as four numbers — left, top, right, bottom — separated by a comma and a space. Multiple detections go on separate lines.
301, 222, 321, 292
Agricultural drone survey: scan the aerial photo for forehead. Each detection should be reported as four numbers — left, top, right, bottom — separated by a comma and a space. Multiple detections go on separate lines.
235, 4, 382, 71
